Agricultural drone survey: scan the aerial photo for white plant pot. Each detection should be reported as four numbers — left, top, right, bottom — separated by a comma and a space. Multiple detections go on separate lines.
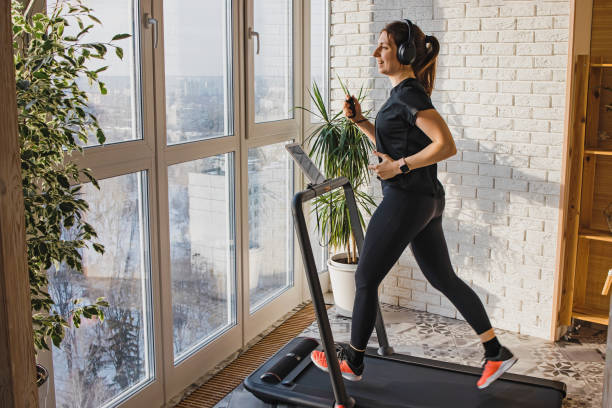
327, 253, 358, 318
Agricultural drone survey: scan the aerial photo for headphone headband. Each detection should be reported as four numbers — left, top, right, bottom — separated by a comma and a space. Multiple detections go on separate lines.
397, 19, 416, 65
403, 19, 413, 42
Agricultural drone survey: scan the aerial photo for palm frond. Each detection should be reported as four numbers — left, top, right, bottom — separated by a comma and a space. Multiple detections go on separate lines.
295, 77, 376, 261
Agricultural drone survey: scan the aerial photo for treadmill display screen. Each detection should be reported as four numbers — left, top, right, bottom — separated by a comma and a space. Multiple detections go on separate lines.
285, 143, 326, 185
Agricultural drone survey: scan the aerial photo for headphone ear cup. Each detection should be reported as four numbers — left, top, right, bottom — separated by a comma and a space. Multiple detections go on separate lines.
405, 42, 416, 65
397, 41, 416, 65
396, 42, 407, 65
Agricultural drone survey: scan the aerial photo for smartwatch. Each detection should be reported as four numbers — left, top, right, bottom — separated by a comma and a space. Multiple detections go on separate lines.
399, 158, 411, 174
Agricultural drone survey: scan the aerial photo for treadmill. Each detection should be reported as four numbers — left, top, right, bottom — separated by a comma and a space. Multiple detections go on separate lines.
243, 143, 566, 408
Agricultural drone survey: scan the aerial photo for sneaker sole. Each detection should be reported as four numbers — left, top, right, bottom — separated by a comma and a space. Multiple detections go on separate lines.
478, 357, 518, 389
310, 353, 363, 382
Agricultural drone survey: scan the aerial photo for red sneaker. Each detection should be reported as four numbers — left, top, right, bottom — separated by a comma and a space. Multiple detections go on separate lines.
310, 345, 364, 381
477, 346, 518, 389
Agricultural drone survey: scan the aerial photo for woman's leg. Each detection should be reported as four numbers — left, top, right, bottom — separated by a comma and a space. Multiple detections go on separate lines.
312, 188, 437, 380
350, 188, 436, 350
409, 211, 493, 336
409, 204, 518, 389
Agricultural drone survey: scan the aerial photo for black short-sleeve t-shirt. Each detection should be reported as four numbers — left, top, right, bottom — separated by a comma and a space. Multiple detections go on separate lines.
375, 77, 445, 197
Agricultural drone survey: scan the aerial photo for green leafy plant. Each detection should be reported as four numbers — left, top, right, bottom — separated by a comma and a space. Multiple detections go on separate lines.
12, 0, 128, 351
295, 78, 376, 264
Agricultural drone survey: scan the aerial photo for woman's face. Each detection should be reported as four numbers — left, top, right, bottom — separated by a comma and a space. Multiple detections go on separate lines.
372, 31, 403, 76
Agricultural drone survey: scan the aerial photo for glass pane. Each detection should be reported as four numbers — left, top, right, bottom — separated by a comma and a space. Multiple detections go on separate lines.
310, 0, 329, 124
164, 1, 234, 144
168, 154, 236, 363
248, 142, 294, 312
50, 172, 153, 407
48, 0, 142, 146
254, 0, 293, 123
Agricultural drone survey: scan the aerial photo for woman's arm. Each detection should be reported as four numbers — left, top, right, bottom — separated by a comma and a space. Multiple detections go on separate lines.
354, 118, 375, 146
404, 109, 457, 169
369, 109, 457, 180
343, 96, 376, 146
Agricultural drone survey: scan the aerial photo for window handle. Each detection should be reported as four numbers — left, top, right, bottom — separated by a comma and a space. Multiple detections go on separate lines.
248, 27, 260, 55
144, 14, 158, 49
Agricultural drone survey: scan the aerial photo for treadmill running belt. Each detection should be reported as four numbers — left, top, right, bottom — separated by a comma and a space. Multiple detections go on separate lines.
244, 337, 566, 408
293, 355, 561, 408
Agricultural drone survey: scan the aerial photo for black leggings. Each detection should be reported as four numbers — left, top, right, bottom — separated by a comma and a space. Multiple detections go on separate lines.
350, 185, 492, 350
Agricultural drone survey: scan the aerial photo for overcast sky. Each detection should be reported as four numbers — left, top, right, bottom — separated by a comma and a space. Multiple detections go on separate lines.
53, 0, 227, 77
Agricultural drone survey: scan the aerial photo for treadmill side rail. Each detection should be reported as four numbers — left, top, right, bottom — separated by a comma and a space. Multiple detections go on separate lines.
292, 181, 354, 408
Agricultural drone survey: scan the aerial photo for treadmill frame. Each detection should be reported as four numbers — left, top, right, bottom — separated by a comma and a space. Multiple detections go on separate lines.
291, 177, 393, 408
248, 176, 567, 408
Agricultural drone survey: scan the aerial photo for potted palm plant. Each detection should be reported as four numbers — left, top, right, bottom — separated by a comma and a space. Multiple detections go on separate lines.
296, 78, 375, 317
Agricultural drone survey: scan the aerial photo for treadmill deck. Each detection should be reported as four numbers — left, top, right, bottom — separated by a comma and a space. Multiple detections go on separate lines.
244, 337, 566, 408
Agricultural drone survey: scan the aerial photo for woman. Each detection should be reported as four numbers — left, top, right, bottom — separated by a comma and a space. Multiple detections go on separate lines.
311, 19, 517, 390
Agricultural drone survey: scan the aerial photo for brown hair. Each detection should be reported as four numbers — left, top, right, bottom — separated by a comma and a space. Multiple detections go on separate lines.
382, 20, 440, 96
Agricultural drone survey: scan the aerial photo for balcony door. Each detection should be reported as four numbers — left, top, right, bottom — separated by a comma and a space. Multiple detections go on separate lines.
242, 0, 303, 342
151, 0, 242, 399
152, 0, 304, 400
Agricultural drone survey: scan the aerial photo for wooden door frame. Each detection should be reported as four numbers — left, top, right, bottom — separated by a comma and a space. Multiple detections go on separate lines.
0, 1, 39, 407
551, 0, 593, 341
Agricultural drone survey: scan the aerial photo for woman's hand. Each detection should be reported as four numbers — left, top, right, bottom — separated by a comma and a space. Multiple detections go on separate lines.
368, 151, 402, 180
343, 95, 365, 122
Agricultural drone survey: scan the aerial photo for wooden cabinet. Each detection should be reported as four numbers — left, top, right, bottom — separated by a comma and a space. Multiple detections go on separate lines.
563, 55, 612, 326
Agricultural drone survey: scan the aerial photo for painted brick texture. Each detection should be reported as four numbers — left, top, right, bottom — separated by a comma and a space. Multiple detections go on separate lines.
330, 0, 569, 339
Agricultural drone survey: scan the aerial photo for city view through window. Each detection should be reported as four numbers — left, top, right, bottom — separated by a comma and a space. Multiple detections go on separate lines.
45, 0, 328, 406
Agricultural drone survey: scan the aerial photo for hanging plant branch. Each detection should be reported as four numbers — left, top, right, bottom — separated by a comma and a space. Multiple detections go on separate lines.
12, 0, 130, 351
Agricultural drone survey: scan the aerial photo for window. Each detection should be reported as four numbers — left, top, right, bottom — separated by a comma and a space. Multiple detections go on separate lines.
50, 173, 154, 406
248, 142, 294, 312
310, 0, 330, 124
42, 0, 317, 405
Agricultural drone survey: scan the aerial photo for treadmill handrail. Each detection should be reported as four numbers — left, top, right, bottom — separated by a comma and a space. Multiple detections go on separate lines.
291, 176, 393, 408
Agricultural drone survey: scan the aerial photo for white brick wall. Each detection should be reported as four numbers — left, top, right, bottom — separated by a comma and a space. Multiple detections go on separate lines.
330, 0, 569, 339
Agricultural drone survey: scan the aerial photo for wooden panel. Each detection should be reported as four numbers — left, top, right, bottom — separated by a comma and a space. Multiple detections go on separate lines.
573, 306, 609, 325
552, 0, 593, 339
579, 228, 612, 243
602, 272, 612, 296
579, 154, 596, 227
584, 148, 612, 155
572, 238, 590, 306
584, 240, 612, 311
591, 155, 612, 232
585, 59, 603, 147
0, 1, 39, 407
597, 66, 612, 150
591, 0, 612, 57
558, 55, 590, 327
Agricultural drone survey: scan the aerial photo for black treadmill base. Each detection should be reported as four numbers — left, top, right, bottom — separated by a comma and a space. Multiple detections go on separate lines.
244, 337, 566, 408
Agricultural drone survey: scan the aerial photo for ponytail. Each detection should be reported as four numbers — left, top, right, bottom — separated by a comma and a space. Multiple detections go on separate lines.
414, 35, 440, 96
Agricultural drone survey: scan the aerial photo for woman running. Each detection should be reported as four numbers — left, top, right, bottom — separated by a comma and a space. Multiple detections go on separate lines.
311, 19, 517, 390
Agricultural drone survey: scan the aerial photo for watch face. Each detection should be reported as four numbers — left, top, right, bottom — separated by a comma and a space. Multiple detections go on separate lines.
400, 164, 410, 173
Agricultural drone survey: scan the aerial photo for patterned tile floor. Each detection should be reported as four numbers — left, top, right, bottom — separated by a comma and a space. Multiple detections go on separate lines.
212, 304, 607, 407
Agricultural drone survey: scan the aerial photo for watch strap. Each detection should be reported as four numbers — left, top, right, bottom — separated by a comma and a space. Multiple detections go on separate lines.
399, 158, 410, 174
